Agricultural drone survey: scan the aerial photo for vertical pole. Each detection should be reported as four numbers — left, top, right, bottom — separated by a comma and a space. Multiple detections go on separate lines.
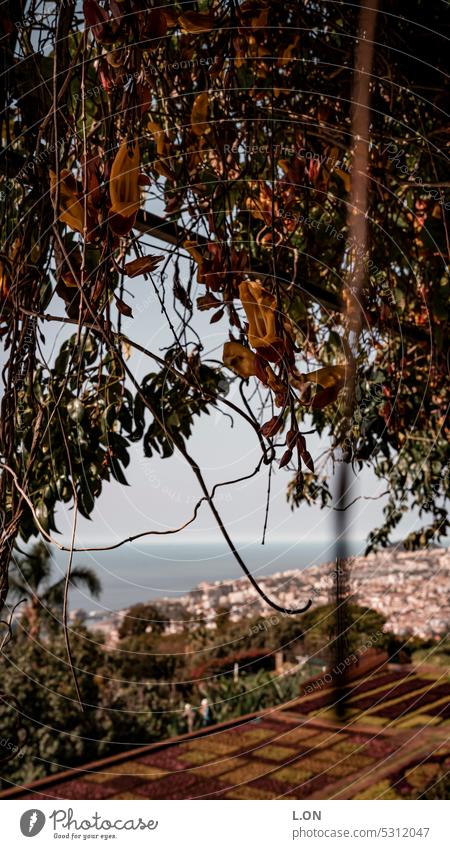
333, 0, 379, 721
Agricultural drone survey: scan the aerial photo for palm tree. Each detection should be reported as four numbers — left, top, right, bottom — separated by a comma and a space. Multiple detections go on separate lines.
8, 541, 101, 637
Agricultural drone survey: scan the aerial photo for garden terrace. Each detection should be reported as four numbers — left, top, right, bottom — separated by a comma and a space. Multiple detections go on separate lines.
295, 666, 450, 729
1, 667, 449, 801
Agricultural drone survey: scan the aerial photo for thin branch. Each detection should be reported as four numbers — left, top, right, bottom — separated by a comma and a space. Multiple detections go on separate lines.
119, 359, 312, 616
333, 490, 389, 512
0, 462, 206, 552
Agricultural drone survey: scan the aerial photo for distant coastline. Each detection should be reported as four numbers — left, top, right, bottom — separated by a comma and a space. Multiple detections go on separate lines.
55, 538, 354, 612
68, 547, 450, 646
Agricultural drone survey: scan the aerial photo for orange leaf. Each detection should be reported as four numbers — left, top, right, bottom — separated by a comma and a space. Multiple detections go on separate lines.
49, 169, 85, 234
148, 120, 168, 156
239, 279, 284, 359
124, 255, 164, 277
297, 364, 347, 390
184, 240, 204, 265
223, 341, 258, 378
335, 168, 352, 193
109, 140, 141, 230
191, 92, 210, 136
292, 364, 347, 409
178, 11, 214, 33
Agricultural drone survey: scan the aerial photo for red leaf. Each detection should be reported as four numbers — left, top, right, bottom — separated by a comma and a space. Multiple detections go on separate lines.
261, 416, 283, 438
197, 292, 221, 311
210, 307, 225, 324
115, 297, 133, 317
83, 0, 113, 43
279, 449, 292, 468
309, 385, 339, 409
302, 450, 315, 473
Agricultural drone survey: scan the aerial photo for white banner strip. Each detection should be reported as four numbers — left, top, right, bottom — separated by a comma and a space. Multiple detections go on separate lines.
1, 799, 449, 848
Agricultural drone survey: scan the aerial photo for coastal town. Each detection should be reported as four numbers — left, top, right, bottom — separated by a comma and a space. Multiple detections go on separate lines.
75, 547, 450, 646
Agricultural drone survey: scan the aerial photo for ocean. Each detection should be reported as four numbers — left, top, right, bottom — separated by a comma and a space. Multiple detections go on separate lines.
48, 538, 367, 615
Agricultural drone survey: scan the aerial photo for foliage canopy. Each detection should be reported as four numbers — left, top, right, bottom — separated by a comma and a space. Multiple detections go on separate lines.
0, 0, 449, 611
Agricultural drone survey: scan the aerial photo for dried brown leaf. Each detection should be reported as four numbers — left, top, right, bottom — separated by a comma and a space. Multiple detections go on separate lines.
124, 255, 164, 277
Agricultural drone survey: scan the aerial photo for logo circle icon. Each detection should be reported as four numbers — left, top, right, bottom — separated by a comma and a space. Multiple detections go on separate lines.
20, 810, 46, 837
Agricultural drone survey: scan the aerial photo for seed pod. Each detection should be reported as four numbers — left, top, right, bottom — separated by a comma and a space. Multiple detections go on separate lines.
302, 450, 315, 473
261, 415, 283, 438
286, 428, 297, 449
279, 449, 292, 469
67, 398, 85, 423
297, 433, 306, 453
